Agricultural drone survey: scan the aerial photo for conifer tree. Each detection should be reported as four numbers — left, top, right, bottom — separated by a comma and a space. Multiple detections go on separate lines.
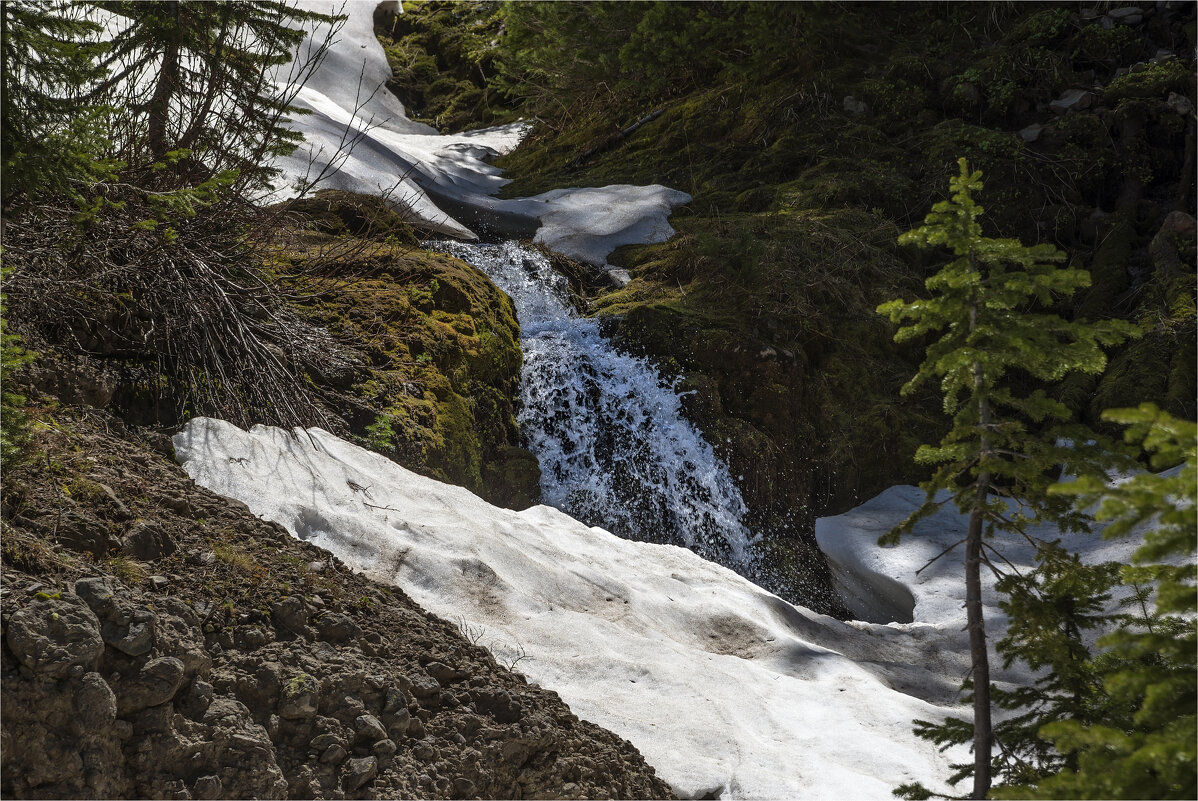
91, 0, 334, 193
877, 159, 1138, 799
1015, 404, 1197, 800
0, 1, 115, 209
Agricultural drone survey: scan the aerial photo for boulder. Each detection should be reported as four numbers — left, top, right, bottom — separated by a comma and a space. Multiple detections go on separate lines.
121, 520, 177, 560
116, 657, 186, 715
342, 757, 378, 792
6, 593, 104, 678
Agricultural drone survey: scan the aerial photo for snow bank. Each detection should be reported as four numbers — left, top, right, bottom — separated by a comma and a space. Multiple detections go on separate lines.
271, 1, 689, 265
815, 485, 1142, 629
175, 418, 963, 800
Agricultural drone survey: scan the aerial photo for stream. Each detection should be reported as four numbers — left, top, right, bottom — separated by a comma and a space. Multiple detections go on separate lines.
435, 240, 758, 574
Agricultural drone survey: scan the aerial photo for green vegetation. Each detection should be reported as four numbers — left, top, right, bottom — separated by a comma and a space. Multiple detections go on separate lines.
879, 160, 1137, 799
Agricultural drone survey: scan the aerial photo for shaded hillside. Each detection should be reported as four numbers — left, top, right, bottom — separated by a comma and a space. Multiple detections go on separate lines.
379, 2, 1197, 584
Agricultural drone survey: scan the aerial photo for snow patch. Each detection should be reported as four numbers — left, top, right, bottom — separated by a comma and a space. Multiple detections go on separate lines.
174, 418, 963, 800
271, 1, 690, 264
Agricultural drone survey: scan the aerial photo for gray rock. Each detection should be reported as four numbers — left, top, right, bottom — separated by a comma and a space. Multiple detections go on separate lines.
7, 593, 104, 678
425, 661, 467, 685
342, 756, 378, 792
355, 713, 388, 744
372, 738, 397, 766
406, 717, 426, 739
321, 744, 348, 764
1050, 89, 1094, 115
608, 268, 632, 287
271, 596, 311, 636
842, 95, 869, 116
192, 776, 223, 800
74, 576, 158, 656
409, 675, 441, 700
279, 673, 319, 719
1168, 92, 1193, 116
382, 687, 409, 713
122, 520, 177, 560
314, 611, 361, 644
117, 656, 185, 714
1108, 6, 1142, 22
202, 697, 250, 725
310, 732, 345, 751
75, 671, 118, 728
1019, 123, 1045, 143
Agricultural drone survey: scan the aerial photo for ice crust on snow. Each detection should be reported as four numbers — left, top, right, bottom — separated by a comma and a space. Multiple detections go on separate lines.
271, 1, 690, 265
175, 418, 965, 800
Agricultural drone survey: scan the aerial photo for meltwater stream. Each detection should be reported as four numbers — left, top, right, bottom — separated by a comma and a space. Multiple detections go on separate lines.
436, 240, 757, 571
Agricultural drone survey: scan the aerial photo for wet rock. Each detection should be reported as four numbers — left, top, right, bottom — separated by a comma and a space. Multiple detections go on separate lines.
342, 756, 378, 792
1107, 6, 1142, 23
608, 268, 632, 288
1167, 91, 1193, 116
122, 520, 177, 560
6, 593, 104, 678
117, 657, 185, 714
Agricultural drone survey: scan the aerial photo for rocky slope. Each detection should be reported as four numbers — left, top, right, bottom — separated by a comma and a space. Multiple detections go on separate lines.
0, 406, 673, 800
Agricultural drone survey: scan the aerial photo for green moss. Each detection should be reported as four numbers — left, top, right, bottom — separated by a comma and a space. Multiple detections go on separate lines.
283, 228, 537, 507
1104, 60, 1193, 104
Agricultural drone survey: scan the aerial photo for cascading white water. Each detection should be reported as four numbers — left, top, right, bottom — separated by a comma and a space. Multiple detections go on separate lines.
434, 240, 757, 570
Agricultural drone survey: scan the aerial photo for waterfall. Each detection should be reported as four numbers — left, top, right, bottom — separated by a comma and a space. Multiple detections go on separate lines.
434, 240, 757, 571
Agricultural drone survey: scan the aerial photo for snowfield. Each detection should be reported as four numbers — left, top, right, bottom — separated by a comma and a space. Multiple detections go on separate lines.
270, 1, 690, 268
177, 419, 976, 799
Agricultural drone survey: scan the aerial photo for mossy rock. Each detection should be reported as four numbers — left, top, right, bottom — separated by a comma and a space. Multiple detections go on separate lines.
281, 226, 538, 508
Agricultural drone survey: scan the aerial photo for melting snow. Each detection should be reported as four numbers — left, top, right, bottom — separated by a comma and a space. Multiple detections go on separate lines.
270, 1, 690, 266
177, 418, 969, 799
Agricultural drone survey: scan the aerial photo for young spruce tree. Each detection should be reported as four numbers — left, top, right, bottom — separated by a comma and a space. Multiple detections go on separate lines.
877, 159, 1138, 799
1019, 404, 1196, 800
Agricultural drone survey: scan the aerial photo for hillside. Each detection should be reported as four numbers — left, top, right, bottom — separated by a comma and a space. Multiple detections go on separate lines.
1, 1, 1194, 799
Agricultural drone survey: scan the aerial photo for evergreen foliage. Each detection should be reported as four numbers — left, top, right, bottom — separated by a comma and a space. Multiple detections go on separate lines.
0, 1, 117, 209
879, 158, 1139, 799
1014, 405, 1197, 800
492, 1, 813, 111
1, 1, 345, 431
92, 0, 334, 194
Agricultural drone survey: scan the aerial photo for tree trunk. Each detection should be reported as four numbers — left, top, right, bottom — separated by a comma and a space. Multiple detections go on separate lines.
966, 499, 992, 798
969, 289, 993, 799
147, 1, 180, 161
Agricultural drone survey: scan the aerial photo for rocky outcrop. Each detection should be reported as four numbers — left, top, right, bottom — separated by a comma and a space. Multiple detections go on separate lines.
1, 410, 673, 800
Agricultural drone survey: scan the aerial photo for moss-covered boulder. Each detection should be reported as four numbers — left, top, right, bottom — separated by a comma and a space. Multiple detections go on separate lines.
276, 222, 540, 509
